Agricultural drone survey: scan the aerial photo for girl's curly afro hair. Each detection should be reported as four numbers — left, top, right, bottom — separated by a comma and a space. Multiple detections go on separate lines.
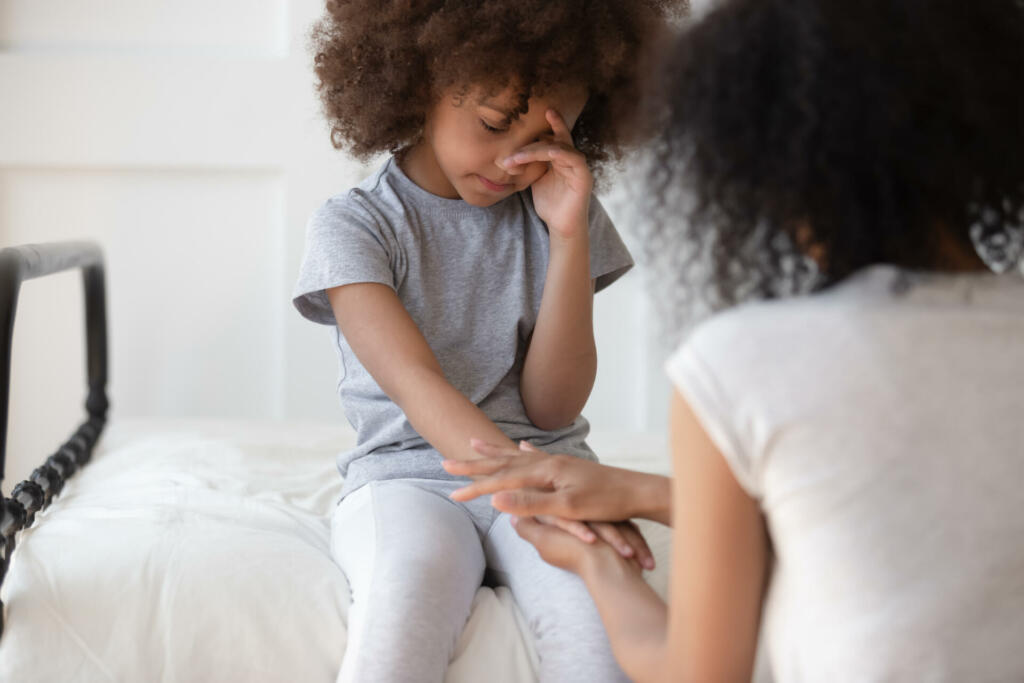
639, 0, 1024, 336
310, 0, 683, 173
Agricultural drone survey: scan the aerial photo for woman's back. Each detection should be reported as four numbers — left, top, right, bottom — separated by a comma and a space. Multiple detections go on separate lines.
667, 265, 1024, 681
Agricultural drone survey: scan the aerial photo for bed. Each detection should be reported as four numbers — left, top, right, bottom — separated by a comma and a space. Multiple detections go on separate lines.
0, 240, 673, 683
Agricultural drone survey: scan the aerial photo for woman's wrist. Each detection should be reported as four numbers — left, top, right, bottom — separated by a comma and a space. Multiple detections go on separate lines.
626, 471, 672, 526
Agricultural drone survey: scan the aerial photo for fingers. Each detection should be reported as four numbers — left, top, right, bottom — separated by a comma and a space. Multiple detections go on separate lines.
470, 438, 547, 460
509, 515, 553, 553
442, 455, 515, 477
618, 521, 656, 571
545, 108, 574, 145
537, 514, 596, 543
500, 142, 584, 175
505, 146, 580, 168
589, 521, 633, 558
589, 521, 655, 571
490, 489, 564, 517
449, 471, 548, 502
444, 438, 546, 478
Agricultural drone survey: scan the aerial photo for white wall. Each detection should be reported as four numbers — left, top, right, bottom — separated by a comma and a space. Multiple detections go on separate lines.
0, 1, 669, 492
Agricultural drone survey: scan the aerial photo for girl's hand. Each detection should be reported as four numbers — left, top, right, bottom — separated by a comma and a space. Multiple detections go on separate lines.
587, 520, 655, 571
500, 109, 593, 240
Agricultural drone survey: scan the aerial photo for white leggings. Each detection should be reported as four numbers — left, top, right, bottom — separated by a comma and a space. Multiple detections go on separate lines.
330, 478, 628, 683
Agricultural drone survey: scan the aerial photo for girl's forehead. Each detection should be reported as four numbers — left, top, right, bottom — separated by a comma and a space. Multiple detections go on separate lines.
474, 84, 588, 119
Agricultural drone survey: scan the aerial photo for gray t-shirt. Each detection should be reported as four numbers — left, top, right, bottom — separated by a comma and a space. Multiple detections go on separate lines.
293, 156, 633, 496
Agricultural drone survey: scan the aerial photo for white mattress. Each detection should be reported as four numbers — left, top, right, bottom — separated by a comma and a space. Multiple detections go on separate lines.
0, 418, 671, 682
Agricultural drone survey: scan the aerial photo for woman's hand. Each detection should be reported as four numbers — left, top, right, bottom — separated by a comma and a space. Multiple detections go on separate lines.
500, 109, 593, 240
445, 440, 657, 569
444, 439, 672, 525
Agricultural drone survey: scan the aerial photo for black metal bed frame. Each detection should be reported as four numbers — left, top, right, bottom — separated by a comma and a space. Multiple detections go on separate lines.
0, 240, 109, 638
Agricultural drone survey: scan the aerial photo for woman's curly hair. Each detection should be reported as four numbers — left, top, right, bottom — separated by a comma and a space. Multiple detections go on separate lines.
310, 0, 684, 175
639, 0, 1024, 338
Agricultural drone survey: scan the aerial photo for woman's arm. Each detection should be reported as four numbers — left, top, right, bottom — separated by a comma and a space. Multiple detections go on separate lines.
327, 282, 518, 461
510, 515, 668, 683
445, 441, 672, 525
666, 389, 770, 682
488, 389, 770, 683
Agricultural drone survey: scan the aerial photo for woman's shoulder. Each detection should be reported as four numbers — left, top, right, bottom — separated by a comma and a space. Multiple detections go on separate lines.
669, 267, 899, 375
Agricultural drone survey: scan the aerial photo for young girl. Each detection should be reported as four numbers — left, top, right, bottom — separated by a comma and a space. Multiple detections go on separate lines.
292, 2, 679, 682
450, 0, 1024, 681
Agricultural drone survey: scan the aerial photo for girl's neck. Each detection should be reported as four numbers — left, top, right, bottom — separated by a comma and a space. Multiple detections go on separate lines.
397, 142, 460, 199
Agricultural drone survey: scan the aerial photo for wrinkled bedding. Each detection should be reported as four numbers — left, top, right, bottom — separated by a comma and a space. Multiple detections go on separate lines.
0, 418, 671, 683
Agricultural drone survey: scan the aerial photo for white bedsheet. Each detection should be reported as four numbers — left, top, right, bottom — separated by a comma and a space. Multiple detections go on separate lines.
0, 418, 671, 683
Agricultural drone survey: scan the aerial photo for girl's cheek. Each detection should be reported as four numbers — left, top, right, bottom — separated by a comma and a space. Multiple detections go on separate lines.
522, 163, 548, 186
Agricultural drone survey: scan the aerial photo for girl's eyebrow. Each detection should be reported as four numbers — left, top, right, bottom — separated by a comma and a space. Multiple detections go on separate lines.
479, 100, 515, 121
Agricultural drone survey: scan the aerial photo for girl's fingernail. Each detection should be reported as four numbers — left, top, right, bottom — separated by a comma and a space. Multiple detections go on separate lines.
510, 516, 520, 527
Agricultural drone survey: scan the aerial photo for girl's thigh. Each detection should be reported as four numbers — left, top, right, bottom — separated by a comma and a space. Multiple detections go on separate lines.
330, 479, 486, 599
330, 480, 488, 682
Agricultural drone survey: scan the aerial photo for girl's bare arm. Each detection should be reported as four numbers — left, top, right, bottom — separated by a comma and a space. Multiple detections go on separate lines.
521, 231, 597, 430
510, 109, 598, 430
327, 282, 517, 461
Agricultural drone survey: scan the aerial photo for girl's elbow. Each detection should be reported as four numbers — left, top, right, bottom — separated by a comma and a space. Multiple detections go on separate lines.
524, 401, 580, 431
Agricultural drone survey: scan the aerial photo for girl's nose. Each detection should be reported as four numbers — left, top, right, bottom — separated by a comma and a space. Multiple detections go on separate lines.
495, 154, 524, 176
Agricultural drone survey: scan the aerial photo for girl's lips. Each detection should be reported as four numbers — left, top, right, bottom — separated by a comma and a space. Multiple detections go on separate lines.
477, 175, 511, 192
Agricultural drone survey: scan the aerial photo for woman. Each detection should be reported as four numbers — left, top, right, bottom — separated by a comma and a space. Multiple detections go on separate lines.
445, 0, 1024, 680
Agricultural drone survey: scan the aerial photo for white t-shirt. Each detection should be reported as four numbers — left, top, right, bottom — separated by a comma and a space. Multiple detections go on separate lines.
665, 264, 1024, 682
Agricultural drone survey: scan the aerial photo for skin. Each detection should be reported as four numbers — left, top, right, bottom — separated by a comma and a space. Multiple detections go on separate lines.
327, 82, 644, 558
452, 391, 770, 683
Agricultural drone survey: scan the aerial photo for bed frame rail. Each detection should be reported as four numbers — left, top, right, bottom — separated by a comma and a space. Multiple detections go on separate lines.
0, 240, 109, 638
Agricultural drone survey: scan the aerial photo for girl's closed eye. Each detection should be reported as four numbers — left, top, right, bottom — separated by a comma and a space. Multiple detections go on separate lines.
480, 118, 507, 134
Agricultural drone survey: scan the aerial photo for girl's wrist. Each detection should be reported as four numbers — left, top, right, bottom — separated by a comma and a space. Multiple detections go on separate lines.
580, 539, 633, 584
548, 217, 590, 249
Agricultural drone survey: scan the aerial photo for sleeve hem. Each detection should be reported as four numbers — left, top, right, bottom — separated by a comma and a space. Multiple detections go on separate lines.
665, 345, 761, 499
292, 276, 397, 326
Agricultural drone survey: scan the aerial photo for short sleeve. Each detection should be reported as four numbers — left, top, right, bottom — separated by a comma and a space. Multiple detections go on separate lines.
664, 333, 761, 499
587, 196, 634, 293
292, 197, 397, 326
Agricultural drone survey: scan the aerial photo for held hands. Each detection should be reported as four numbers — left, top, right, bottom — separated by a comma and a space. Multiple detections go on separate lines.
443, 440, 655, 571
500, 109, 593, 241
507, 514, 643, 579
